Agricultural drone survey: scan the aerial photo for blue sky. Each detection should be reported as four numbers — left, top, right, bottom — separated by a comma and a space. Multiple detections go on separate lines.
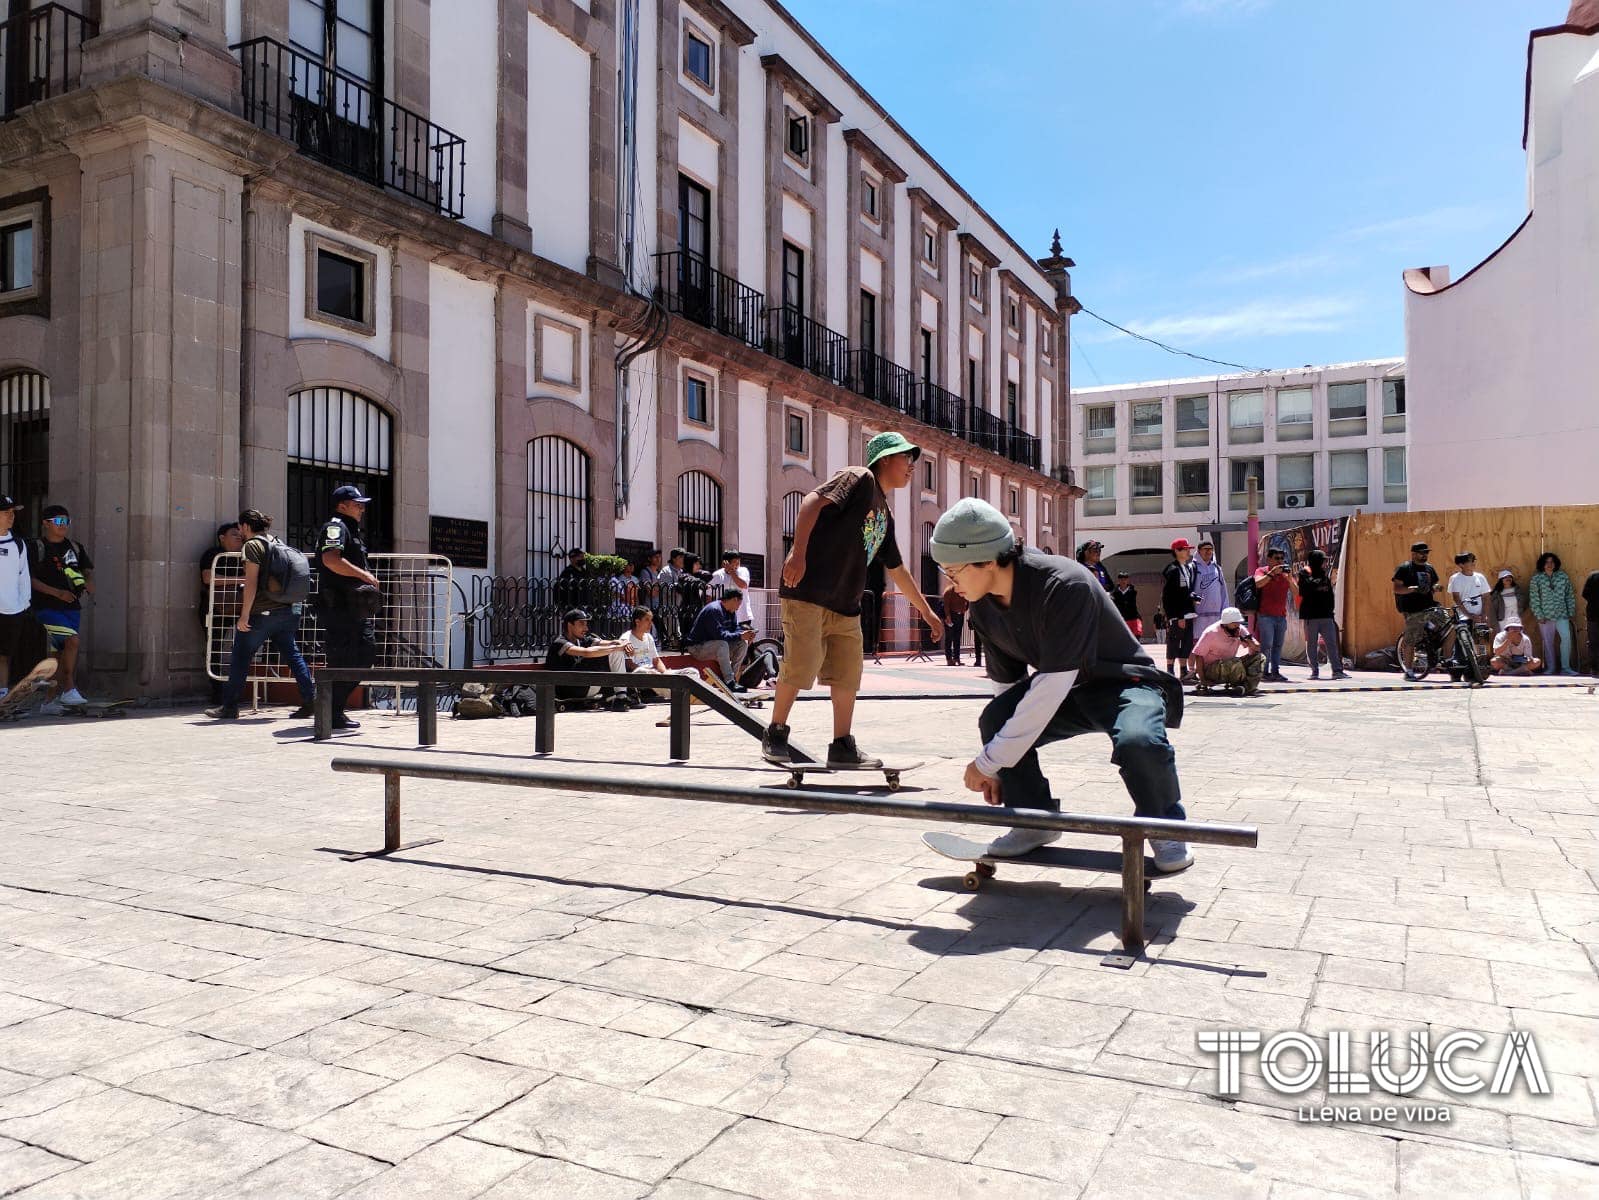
785, 0, 1553, 384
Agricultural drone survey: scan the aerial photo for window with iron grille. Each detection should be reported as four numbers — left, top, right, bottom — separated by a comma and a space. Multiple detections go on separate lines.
781, 490, 804, 557
527, 435, 592, 580
677, 470, 722, 567
0, 371, 49, 520
287, 387, 393, 552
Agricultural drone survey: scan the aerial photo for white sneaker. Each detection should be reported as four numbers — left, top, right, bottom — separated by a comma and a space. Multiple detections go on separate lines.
985, 827, 1062, 857
1151, 839, 1194, 873
39, 700, 65, 716
59, 688, 87, 706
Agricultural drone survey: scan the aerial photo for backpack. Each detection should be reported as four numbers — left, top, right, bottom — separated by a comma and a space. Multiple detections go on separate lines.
254, 535, 313, 604
1234, 574, 1260, 612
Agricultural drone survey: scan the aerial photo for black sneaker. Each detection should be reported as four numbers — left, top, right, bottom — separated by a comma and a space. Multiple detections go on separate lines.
627, 693, 645, 710
827, 735, 883, 770
205, 705, 239, 721
728, 682, 749, 694
762, 722, 793, 764
606, 695, 631, 712
288, 704, 315, 720
331, 714, 361, 730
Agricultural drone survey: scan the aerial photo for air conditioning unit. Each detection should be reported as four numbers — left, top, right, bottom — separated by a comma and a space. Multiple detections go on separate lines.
1282, 492, 1311, 509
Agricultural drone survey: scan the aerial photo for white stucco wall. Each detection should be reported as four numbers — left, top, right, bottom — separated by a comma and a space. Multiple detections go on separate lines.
430, 1, 498, 233
287, 215, 393, 361
614, 349, 662, 544
827, 412, 848, 475
738, 381, 768, 555
736, 48, 765, 290
528, 19, 592, 272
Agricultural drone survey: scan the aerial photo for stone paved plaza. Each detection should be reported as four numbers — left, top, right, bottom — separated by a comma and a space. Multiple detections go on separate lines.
1, 670, 1596, 1198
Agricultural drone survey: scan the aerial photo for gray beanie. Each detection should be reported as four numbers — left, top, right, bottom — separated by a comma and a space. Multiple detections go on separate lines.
930, 498, 1016, 565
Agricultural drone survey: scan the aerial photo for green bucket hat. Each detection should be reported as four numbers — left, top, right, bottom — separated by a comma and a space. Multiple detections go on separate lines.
930, 498, 1016, 565
864, 430, 921, 468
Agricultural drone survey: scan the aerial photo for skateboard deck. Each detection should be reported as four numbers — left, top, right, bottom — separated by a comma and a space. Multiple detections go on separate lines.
0, 658, 58, 722
700, 670, 766, 709
769, 759, 925, 791
63, 699, 135, 718
922, 830, 1178, 892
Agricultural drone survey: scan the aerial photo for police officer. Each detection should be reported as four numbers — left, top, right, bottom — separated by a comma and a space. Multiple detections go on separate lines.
316, 485, 380, 730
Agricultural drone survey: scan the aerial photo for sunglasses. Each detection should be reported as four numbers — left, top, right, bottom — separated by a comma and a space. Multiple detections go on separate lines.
45, 516, 70, 526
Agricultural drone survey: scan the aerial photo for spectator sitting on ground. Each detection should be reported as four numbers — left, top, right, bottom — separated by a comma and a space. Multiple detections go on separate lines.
1490, 620, 1542, 676
710, 549, 754, 627
620, 605, 701, 701
547, 608, 637, 711
1190, 606, 1266, 696
684, 587, 754, 692
1111, 571, 1143, 639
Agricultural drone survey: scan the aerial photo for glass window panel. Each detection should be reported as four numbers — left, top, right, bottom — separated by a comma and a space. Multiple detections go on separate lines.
1383, 378, 1406, 416
2, 224, 33, 292
1178, 461, 1208, 495
337, 0, 374, 32
1085, 466, 1113, 499
1086, 406, 1115, 436
290, 0, 324, 56
1327, 381, 1367, 420
1228, 390, 1264, 428
335, 23, 372, 80
1330, 450, 1368, 487
1131, 401, 1162, 435
1384, 447, 1406, 485
1230, 458, 1264, 491
1175, 395, 1208, 431
1276, 387, 1313, 424
1131, 464, 1161, 497
1278, 454, 1313, 490
315, 250, 364, 321
685, 377, 709, 423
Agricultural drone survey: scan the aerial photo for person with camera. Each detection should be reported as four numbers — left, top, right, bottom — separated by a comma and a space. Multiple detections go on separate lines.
1160, 538, 1200, 680
1190, 606, 1266, 696
315, 485, 382, 730
1392, 542, 1441, 681
1489, 619, 1542, 676
1251, 546, 1298, 682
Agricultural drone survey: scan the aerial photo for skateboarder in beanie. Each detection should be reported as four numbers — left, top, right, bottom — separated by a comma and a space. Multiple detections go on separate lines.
930, 498, 1193, 871
763, 431, 943, 768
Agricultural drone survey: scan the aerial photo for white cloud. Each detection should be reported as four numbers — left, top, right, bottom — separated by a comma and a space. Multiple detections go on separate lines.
1213, 251, 1339, 284
1114, 296, 1359, 343
1343, 205, 1499, 243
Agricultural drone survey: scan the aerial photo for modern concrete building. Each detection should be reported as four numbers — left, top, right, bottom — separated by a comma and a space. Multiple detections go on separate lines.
0, 0, 1079, 698
1071, 358, 1407, 599
1404, 1, 1599, 511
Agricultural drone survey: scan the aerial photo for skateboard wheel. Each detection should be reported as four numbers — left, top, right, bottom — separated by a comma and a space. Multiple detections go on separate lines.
884, 772, 900, 790
785, 775, 801, 789
976, 862, 997, 879
962, 871, 984, 891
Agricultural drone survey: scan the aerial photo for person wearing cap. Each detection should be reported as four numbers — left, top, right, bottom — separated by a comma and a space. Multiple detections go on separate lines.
1296, 548, 1349, 680
1075, 540, 1112, 591
1393, 543, 1441, 681
1490, 620, 1541, 676
1193, 540, 1227, 630
0, 494, 33, 702
315, 485, 381, 730
1191, 607, 1266, 696
930, 498, 1192, 871
1489, 567, 1523, 632
31, 503, 95, 712
548, 608, 636, 709
1447, 552, 1491, 622
1110, 571, 1143, 639
1250, 545, 1298, 683
1161, 538, 1200, 680
710, 549, 754, 628
764, 431, 943, 769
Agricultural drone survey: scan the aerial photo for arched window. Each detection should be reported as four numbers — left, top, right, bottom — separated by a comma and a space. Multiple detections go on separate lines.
677, 470, 721, 568
287, 387, 393, 551
921, 520, 940, 596
527, 436, 591, 580
0, 371, 49, 519
780, 490, 804, 558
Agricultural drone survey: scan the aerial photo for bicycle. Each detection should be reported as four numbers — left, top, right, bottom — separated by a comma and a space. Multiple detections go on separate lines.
1395, 605, 1489, 684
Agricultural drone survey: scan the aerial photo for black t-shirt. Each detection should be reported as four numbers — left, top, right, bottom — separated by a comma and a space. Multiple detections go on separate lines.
1111, 584, 1140, 622
316, 514, 369, 605
1297, 569, 1335, 620
1392, 561, 1439, 613
780, 466, 903, 617
32, 538, 94, 612
1161, 559, 1197, 622
548, 633, 605, 699
1583, 570, 1599, 620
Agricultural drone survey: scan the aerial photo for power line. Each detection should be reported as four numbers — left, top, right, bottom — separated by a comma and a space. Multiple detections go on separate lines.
1076, 305, 1263, 374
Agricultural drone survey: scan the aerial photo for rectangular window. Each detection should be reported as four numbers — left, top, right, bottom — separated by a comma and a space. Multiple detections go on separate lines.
1084, 404, 1115, 451
683, 27, 714, 88
1084, 465, 1115, 516
1007, 299, 1019, 329
684, 374, 712, 426
786, 110, 810, 161
1174, 394, 1208, 446
859, 289, 877, 353
1007, 487, 1019, 516
1383, 446, 1407, 503
1276, 387, 1313, 440
967, 357, 981, 404
1042, 498, 1053, 526
969, 473, 982, 498
1277, 453, 1314, 509
1006, 380, 1018, 426
1040, 327, 1052, 358
1329, 449, 1368, 504
781, 241, 804, 311
1130, 463, 1162, 514
922, 229, 937, 263
919, 328, 935, 381
785, 410, 807, 454
1, 221, 34, 293
1327, 381, 1368, 435
1382, 377, 1406, 432
1229, 456, 1264, 511
315, 248, 366, 325
862, 178, 879, 219
969, 264, 982, 299
678, 174, 711, 263
1176, 460, 1209, 512
922, 456, 937, 494
1130, 399, 1162, 450
1227, 390, 1264, 443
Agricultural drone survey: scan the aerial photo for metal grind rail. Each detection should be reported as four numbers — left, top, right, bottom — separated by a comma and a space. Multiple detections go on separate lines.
328, 758, 1259, 957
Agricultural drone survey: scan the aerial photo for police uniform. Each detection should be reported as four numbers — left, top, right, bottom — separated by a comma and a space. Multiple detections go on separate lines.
316, 509, 377, 720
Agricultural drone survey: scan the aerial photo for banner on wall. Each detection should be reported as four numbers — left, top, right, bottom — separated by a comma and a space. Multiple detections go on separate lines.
1254, 517, 1352, 663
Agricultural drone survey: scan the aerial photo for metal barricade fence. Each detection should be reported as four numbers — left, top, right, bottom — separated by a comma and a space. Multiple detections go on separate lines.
206, 553, 453, 690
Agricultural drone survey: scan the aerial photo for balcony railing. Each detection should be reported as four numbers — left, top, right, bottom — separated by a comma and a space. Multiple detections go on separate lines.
234, 37, 466, 219
653, 251, 764, 350
768, 305, 848, 385
1005, 426, 1042, 470
0, 3, 96, 121
908, 380, 967, 438
846, 349, 915, 413
965, 404, 1007, 457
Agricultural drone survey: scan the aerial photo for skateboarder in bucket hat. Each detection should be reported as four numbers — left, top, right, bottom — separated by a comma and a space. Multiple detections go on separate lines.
930, 498, 1194, 870
763, 431, 943, 769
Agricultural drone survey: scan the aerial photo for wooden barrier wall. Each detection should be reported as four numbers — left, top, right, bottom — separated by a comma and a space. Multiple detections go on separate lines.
1344, 505, 1599, 664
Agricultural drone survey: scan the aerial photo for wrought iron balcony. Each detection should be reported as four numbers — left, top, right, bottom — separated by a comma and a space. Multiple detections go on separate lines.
846, 349, 915, 413
768, 305, 848, 385
0, 4, 96, 121
1006, 426, 1042, 470
233, 37, 466, 219
965, 404, 1007, 457
908, 380, 966, 438
653, 251, 765, 350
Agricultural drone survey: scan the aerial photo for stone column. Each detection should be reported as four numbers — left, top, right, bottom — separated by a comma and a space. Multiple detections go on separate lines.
495, 0, 532, 249
84, 0, 240, 110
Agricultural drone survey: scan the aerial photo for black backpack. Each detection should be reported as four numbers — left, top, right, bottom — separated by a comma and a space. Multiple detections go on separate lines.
254, 535, 313, 604
1234, 573, 1260, 612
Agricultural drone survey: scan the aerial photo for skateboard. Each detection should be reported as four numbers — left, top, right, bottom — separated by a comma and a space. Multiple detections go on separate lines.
63, 699, 135, 718
769, 759, 924, 792
922, 830, 1176, 892
700, 669, 766, 710
0, 658, 58, 722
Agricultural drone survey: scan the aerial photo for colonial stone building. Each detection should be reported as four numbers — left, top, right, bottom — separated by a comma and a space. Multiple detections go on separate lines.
0, 0, 1078, 697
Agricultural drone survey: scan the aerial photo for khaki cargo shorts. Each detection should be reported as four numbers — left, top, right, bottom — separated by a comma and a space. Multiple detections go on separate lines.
778, 598, 865, 692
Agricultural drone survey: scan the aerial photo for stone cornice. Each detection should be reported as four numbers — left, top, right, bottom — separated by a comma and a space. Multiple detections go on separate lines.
759, 53, 842, 124
907, 187, 957, 231
958, 232, 1000, 269
842, 128, 906, 184
684, 0, 758, 46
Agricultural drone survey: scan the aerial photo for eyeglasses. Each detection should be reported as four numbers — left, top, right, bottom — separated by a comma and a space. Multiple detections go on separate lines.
939, 563, 976, 581
45, 516, 70, 526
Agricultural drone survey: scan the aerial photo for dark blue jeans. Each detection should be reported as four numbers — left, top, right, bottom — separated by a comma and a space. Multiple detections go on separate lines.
221, 607, 314, 707
979, 678, 1186, 821
1257, 614, 1287, 674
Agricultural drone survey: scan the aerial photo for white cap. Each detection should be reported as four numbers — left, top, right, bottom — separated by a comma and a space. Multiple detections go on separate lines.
1497, 569, 1514, 579
1220, 606, 1244, 624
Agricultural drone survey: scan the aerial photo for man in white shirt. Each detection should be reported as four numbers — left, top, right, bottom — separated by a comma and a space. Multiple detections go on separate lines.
1448, 552, 1491, 619
0, 495, 33, 699
710, 549, 754, 628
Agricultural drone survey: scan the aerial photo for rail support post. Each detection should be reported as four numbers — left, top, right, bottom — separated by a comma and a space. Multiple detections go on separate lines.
669, 687, 691, 760
1103, 833, 1147, 969
339, 767, 442, 861
417, 681, 437, 746
314, 680, 333, 741
535, 685, 556, 754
